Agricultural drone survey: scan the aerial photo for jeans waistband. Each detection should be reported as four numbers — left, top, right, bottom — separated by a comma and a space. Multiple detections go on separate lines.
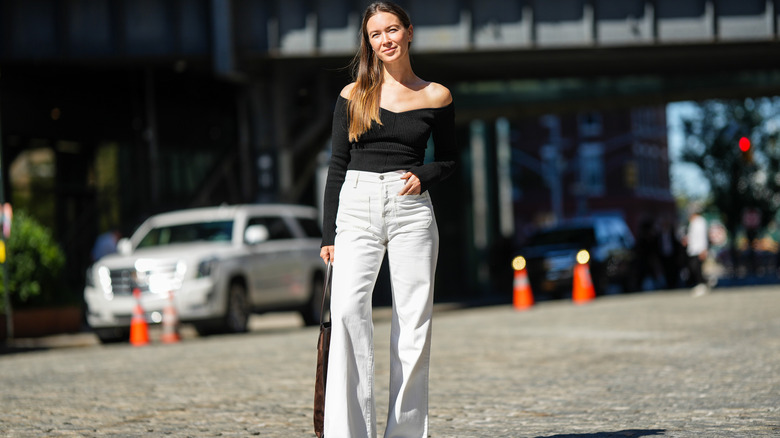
344, 170, 406, 185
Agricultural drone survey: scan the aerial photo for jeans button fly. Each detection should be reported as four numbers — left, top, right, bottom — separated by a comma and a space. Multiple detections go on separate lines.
379, 175, 384, 180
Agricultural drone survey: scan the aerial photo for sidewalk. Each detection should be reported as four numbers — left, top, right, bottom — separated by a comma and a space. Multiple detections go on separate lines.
0, 286, 778, 437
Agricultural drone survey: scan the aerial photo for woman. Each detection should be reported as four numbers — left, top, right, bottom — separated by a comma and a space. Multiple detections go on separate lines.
319, 2, 457, 437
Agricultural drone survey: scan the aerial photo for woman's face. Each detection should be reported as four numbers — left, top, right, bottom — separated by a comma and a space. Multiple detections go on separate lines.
366, 11, 412, 64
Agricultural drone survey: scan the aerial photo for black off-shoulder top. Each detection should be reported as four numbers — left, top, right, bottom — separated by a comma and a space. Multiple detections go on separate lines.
321, 95, 457, 246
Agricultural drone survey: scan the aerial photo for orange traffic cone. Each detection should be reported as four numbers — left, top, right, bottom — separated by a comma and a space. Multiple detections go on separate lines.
160, 290, 181, 344
572, 262, 595, 305
129, 288, 150, 346
511, 256, 534, 310
513, 268, 534, 310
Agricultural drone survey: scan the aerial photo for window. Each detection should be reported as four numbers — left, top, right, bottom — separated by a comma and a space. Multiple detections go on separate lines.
137, 221, 234, 248
247, 216, 293, 241
296, 217, 322, 238
579, 142, 605, 196
633, 142, 669, 197
527, 227, 596, 248
578, 112, 603, 138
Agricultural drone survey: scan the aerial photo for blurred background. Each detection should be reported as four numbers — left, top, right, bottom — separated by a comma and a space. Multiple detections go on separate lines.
1, 0, 779, 318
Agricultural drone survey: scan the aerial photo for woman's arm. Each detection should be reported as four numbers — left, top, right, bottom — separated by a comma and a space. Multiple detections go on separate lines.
321, 90, 353, 249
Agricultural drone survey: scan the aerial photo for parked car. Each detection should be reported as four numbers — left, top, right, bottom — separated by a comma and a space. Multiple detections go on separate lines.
84, 204, 326, 343
512, 216, 637, 299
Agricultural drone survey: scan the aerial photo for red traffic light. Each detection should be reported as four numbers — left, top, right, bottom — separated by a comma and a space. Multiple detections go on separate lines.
739, 137, 751, 152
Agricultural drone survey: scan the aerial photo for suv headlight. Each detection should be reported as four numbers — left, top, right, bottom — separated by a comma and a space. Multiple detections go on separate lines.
511, 256, 526, 271
86, 265, 112, 293
576, 249, 590, 265
97, 266, 113, 294
197, 257, 219, 278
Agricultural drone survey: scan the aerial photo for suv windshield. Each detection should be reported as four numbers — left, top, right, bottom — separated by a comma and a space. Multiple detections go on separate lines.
137, 221, 234, 249
526, 227, 596, 248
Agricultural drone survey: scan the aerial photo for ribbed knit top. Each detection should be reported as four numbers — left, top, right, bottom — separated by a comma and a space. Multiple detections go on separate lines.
321, 95, 457, 246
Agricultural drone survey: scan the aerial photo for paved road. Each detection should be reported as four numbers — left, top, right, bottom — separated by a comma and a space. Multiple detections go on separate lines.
1, 286, 779, 437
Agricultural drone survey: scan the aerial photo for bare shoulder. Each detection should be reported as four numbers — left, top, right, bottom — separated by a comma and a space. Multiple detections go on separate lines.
425, 82, 453, 108
340, 83, 356, 99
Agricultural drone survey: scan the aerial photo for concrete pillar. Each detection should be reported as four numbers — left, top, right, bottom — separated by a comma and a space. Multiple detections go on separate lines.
470, 120, 490, 291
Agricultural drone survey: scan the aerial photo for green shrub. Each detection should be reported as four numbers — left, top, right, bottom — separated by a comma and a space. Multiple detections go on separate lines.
0, 210, 65, 312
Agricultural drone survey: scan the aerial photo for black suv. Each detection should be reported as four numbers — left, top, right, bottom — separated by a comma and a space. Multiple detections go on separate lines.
514, 215, 637, 299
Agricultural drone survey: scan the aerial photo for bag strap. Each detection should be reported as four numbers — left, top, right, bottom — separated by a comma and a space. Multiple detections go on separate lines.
319, 261, 332, 325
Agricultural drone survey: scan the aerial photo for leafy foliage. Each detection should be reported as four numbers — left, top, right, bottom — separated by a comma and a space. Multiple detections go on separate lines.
680, 98, 780, 238
0, 210, 66, 311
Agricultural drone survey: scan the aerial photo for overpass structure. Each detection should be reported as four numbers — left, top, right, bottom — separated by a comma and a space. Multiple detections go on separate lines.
2, 0, 779, 197
0, 0, 779, 296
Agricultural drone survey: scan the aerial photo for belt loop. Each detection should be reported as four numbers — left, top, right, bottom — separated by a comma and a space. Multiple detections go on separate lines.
353, 172, 359, 188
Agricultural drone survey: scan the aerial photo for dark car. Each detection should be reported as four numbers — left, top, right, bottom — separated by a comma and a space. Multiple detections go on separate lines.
513, 216, 637, 299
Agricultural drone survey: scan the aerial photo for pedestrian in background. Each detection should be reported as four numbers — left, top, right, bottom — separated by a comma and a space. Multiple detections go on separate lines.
685, 207, 709, 296
319, 2, 457, 437
636, 216, 661, 290
91, 228, 121, 262
657, 215, 683, 289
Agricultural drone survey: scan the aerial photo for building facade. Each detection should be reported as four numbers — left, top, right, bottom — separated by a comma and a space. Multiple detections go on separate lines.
511, 106, 674, 240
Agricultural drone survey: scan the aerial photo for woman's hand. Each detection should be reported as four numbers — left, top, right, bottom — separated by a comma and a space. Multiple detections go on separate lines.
320, 245, 335, 264
398, 172, 421, 195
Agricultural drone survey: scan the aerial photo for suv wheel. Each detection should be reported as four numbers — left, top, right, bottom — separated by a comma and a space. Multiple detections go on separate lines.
223, 281, 250, 333
94, 327, 129, 344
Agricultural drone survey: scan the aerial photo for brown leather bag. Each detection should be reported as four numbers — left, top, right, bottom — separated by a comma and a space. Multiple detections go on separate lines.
313, 262, 332, 438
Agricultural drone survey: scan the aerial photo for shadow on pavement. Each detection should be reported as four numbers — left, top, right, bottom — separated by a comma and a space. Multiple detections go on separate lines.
535, 430, 666, 438
0, 343, 49, 355
0, 331, 98, 356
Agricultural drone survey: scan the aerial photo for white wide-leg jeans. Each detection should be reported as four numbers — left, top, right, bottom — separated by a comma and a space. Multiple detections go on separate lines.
324, 170, 439, 438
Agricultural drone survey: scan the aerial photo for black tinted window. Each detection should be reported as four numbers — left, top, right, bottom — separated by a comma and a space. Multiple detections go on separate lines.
137, 221, 233, 248
527, 227, 596, 247
296, 217, 322, 238
247, 216, 293, 240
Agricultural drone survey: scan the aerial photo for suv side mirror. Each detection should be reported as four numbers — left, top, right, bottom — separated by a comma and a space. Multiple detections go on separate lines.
117, 238, 133, 256
244, 224, 269, 245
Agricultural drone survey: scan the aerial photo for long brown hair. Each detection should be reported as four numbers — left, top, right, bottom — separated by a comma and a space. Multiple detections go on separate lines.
347, 2, 412, 142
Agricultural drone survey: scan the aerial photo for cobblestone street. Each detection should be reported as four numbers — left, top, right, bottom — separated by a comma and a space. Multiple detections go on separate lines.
1, 286, 779, 437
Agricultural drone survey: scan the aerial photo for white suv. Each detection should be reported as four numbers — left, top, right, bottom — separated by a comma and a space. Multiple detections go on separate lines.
84, 204, 326, 343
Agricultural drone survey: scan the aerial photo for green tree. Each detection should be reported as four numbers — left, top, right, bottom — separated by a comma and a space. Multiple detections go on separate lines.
681, 97, 780, 264
0, 210, 66, 312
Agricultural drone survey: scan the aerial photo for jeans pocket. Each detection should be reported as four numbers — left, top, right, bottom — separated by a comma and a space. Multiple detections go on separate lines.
393, 193, 433, 232
336, 191, 372, 232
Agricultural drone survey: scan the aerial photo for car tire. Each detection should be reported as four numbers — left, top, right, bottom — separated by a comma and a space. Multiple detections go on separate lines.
94, 327, 129, 344
622, 264, 639, 293
221, 281, 250, 333
196, 281, 251, 336
592, 265, 610, 296
300, 273, 327, 326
